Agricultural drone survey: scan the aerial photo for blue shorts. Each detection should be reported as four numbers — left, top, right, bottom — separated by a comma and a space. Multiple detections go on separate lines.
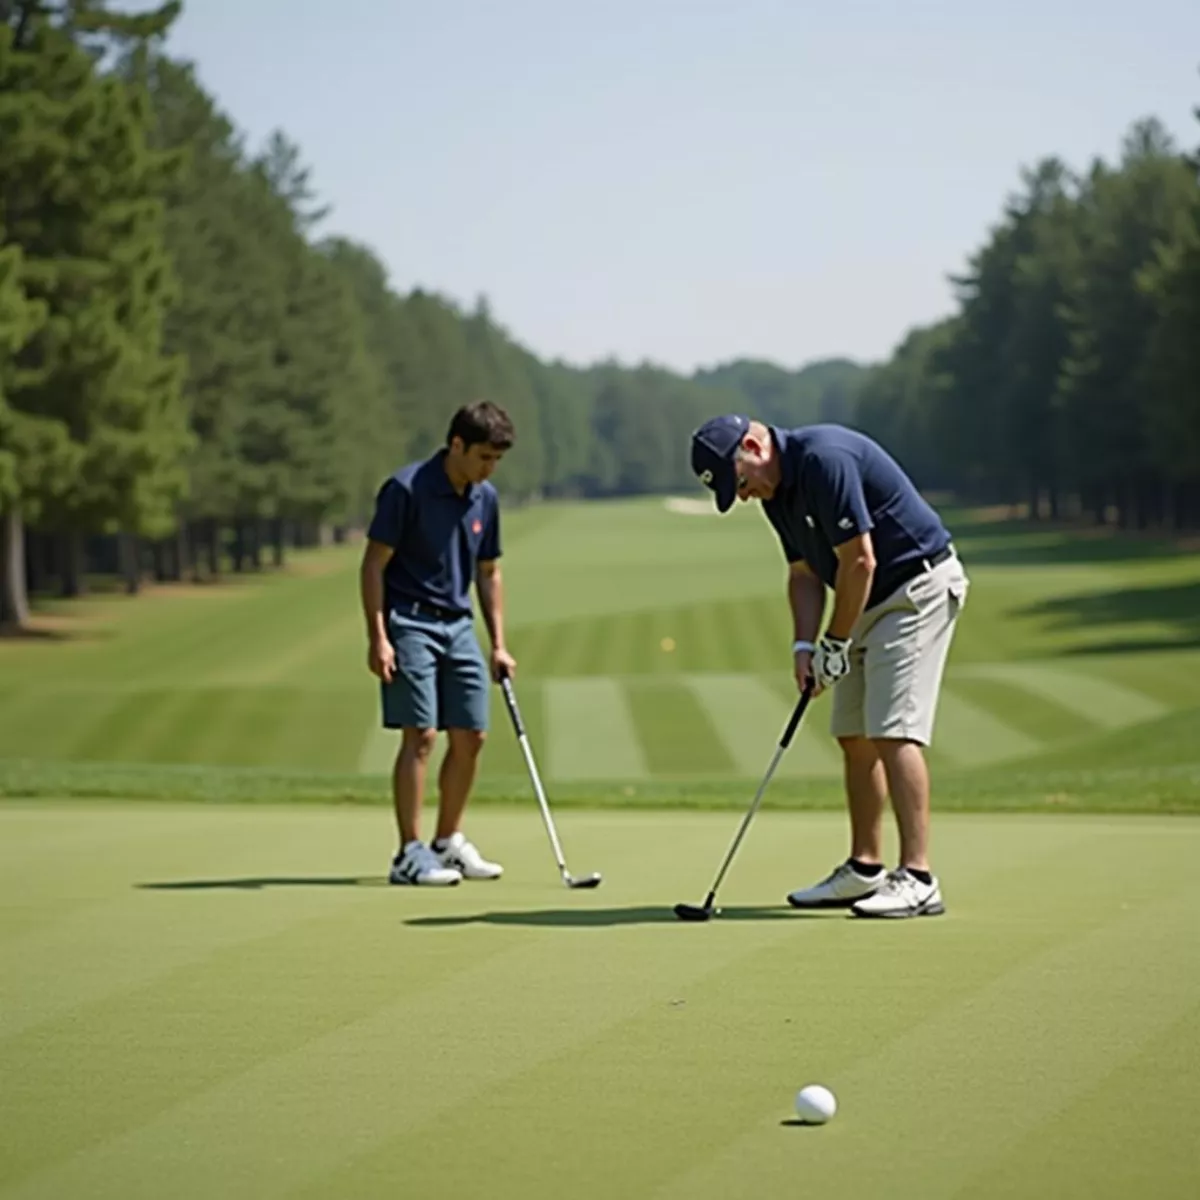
381, 609, 490, 731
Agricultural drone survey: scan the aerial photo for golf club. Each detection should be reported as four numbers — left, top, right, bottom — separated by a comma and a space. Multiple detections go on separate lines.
498, 668, 602, 889
674, 678, 815, 921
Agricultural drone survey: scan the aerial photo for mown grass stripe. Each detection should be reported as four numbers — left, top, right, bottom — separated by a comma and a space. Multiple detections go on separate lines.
689, 673, 842, 778
933, 685, 1042, 765
356, 722, 396, 776
961, 662, 1166, 728
624, 681, 735, 775
544, 678, 648, 780
946, 676, 1097, 744
67, 688, 199, 764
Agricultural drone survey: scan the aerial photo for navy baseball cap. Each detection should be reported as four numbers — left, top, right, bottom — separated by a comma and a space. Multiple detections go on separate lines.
691, 414, 749, 512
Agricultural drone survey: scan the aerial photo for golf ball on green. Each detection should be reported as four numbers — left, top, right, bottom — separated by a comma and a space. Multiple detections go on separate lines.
794, 1084, 837, 1124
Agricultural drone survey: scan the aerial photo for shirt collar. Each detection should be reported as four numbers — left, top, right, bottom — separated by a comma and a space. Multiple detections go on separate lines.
431, 449, 474, 501
769, 425, 798, 490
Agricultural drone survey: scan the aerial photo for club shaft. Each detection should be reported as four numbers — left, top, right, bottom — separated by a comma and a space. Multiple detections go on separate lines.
700, 685, 813, 905
705, 740, 787, 897
514, 729, 570, 873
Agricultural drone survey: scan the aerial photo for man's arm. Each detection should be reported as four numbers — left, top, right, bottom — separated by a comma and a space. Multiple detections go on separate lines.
360, 539, 397, 681
476, 559, 516, 680
826, 533, 876, 640
788, 560, 826, 691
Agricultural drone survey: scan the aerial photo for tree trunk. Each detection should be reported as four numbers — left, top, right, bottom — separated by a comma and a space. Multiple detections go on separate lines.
25, 528, 50, 595
205, 519, 221, 578
60, 530, 86, 597
272, 518, 285, 568
232, 520, 247, 572
173, 523, 189, 582
118, 533, 140, 595
0, 508, 30, 628
249, 520, 263, 571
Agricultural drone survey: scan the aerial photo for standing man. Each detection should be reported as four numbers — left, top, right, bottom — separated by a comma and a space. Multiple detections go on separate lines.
360, 401, 518, 886
690, 415, 968, 918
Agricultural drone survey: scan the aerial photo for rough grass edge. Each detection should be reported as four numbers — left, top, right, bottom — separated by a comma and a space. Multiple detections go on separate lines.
2, 758, 1199, 815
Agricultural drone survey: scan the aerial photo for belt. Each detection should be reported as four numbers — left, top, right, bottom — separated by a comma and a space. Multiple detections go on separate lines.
402, 599, 466, 622
881, 543, 956, 593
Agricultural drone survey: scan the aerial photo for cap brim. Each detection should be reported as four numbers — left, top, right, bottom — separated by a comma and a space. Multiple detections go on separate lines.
714, 474, 737, 513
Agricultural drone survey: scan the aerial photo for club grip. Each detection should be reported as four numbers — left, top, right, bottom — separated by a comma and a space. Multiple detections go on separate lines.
499, 674, 526, 737
779, 679, 815, 748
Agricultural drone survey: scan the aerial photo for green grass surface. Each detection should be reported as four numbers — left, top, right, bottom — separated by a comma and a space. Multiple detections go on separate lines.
5, 499, 1200, 1196
2, 803, 1198, 1199
2, 497, 1199, 808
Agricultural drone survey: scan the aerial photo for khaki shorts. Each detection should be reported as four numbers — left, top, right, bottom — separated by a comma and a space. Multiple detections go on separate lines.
829, 552, 969, 746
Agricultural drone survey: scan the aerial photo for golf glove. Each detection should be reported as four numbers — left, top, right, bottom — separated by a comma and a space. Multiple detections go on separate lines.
814, 634, 852, 689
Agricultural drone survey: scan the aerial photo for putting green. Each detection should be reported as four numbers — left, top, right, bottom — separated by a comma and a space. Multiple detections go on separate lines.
3, 803, 1198, 1198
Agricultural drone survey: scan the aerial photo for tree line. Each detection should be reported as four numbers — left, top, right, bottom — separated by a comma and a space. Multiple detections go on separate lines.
854, 113, 1200, 531
2, 1, 1197, 627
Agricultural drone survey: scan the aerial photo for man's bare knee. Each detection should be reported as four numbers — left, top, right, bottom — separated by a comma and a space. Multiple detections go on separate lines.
872, 737, 924, 761
399, 728, 438, 762
838, 734, 876, 759
447, 728, 486, 758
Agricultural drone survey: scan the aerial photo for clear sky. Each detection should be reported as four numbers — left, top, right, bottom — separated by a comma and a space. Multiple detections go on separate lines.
153, 0, 1199, 374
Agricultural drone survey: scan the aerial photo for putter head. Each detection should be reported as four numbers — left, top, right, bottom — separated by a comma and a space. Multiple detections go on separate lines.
567, 872, 603, 889
673, 902, 715, 922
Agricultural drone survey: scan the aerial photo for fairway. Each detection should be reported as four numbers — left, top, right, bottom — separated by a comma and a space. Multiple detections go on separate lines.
3, 498, 1200, 809
2, 803, 1199, 1199
3, 500, 1200, 1196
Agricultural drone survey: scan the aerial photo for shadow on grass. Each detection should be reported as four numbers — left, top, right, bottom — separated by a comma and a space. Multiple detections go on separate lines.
1015, 579, 1200, 654
138, 875, 384, 890
405, 905, 826, 928
0, 619, 115, 643
951, 524, 1184, 567
0, 622, 73, 641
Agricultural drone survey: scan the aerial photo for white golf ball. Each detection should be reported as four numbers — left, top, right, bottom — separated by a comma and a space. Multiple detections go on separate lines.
794, 1084, 837, 1124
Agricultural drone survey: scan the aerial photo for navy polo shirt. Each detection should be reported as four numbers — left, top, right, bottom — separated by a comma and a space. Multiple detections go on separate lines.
367, 450, 501, 619
761, 424, 951, 610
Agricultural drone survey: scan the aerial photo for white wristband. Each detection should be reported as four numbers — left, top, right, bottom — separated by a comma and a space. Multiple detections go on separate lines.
792, 639, 815, 654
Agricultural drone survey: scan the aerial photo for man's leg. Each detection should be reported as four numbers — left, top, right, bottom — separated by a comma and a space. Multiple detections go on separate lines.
786, 654, 887, 908
839, 734, 888, 865
851, 557, 968, 917
435, 727, 486, 841
382, 616, 461, 885
394, 727, 438, 847
874, 737, 930, 871
432, 618, 502, 880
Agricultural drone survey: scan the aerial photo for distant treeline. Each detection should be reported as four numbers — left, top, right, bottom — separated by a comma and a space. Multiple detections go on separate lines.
2, 2, 1198, 625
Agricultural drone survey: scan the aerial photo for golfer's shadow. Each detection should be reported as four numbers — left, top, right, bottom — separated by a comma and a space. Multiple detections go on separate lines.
137, 876, 384, 891
406, 905, 805, 928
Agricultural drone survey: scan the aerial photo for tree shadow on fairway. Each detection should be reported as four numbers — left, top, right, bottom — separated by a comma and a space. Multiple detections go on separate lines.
406, 905, 823, 928
1014, 579, 1200, 654
137, 875, 385, 890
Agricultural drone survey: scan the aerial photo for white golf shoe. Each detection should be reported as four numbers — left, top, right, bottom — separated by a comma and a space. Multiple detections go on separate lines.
851, 868, 944, 918
434, 832, 503, 880
389, 840, 462, 886
786, 860, 887, 909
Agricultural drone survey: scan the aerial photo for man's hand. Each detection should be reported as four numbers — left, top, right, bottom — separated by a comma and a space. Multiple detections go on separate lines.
793, 649, 821, 698
368, 637, 396, 683
813, 634, 852, 690
490, 646, 517, 683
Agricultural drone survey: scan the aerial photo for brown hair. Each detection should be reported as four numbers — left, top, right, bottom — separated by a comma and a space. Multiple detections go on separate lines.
446, 401, 515, 450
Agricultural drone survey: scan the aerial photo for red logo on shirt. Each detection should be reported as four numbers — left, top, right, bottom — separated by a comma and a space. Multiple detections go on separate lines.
472, 519, 482, 535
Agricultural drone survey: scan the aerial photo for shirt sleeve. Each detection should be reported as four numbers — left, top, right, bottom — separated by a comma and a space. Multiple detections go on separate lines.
366, 478, 408, 548
479, 494, 501, 561
763, 505, 804, 564
807, 450, 874, 546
